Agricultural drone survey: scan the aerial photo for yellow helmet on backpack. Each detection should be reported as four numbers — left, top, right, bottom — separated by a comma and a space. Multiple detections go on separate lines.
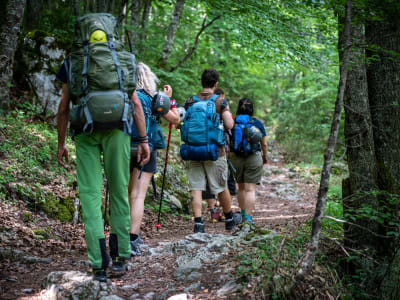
90, 30, 116, 43
90, 30, 107, 43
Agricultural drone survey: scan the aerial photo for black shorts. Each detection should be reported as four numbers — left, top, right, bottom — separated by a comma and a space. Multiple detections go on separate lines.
130, 151, 157, 174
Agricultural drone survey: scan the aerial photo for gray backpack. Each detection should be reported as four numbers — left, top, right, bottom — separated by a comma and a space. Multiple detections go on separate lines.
67, 13, 136, 134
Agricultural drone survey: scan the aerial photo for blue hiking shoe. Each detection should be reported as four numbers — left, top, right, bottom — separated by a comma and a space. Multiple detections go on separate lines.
130, 238, 142, 256
225, 212, 242, 231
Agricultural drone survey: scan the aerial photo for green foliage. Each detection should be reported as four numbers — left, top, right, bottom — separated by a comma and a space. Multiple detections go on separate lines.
37, 9, 75, 42
0, 108, 76, 222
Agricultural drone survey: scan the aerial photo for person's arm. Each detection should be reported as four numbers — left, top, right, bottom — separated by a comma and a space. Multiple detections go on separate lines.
162, 85, 180, 124
57, 83, 70, 169
261, 136, 268, 164
163, 107, 180, 125
221, 110, 234, 130
131, 90, 150, 165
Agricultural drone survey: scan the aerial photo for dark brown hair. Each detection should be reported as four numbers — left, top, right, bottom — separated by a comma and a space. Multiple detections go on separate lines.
236, 98, 254, 116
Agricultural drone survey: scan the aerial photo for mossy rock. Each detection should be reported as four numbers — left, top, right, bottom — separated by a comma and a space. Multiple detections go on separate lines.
23, 212, 33, 222
309, 166, 322, 175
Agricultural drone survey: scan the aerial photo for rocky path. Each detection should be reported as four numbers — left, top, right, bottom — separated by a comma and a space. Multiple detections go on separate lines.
0, 148, 318, 300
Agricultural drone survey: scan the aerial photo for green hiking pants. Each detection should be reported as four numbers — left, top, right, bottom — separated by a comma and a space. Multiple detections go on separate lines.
75, 129, 131, 268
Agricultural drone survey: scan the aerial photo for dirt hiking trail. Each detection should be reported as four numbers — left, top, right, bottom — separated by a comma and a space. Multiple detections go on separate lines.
0, 146, 317, 299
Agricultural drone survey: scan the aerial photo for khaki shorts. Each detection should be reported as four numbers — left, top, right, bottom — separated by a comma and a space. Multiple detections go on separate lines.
186, 155, 228, 195
230, 151, 263, 184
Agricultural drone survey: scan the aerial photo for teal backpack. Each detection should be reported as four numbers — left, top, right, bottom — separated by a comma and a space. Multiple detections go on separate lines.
179, 94, 225, 161
131, 89, 166, 152
67, 13, 136, 135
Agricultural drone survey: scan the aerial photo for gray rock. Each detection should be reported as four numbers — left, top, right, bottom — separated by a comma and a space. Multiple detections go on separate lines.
216, 280, 240, 297
129, 293, 141, 299
184, 282, 201, 292
167, 294, 187, 300
186, 272, 202, 281
157, 288, 176, 299
121, 283, 139, 290
43, 271, 116, 300
165, 194, 182, 209
21, 288, 33, 293
99, 296, 125, 300
174, 260, 202, 278
144, 291, 156, 299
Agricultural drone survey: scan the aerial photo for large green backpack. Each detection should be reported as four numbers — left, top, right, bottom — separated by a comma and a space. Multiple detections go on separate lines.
67, 13, 136, 134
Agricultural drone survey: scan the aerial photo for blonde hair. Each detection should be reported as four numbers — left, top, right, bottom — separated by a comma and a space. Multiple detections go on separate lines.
136, 62, 159, 96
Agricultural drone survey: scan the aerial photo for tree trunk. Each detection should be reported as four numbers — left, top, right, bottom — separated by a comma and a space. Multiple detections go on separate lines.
290, 0, 352, 291
342, 19, 379, 252
0, 0, 27, 114
130, 0, 142, 54
0, 0, 9, 31
159, 0, 185, 68
366, 16, 400, 256
72, 0, 80, 17
97, 0, 107, 12
24, 0, 43, 31
139, 0, 151, 56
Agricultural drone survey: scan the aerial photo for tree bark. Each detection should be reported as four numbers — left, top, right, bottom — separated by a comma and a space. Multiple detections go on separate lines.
342, 17, 379, 252
130, 0, 142, 54
159, 0, 185, 68
290, 0, 352, 291
139, 0, 151, 56
169, 15, 221, 72
0, 0, 27, 114
366, 11, 400, 257
72, 0, 81, 17
24, 0, 43, 31
97, 0, 107, 12
0, 0, 9, 31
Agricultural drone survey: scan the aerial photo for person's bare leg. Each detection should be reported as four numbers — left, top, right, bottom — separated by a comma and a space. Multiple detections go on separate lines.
191, 190, 203, 218
243, 183, 256, 215
237, 183, 245, 211
206, 198, 216, 210
128, 169, 153, 234
217, 189, 232, 214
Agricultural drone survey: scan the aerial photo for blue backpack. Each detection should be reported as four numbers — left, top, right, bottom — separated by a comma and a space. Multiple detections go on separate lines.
131, 89, 166, 150
180, 94, 225, 161
231, 115, 260, 156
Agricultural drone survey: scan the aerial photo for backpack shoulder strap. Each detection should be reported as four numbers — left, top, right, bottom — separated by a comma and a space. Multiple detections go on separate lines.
209, 94, 219, 102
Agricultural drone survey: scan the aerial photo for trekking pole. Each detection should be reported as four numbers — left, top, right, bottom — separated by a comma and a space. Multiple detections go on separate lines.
156, 123, 173, 231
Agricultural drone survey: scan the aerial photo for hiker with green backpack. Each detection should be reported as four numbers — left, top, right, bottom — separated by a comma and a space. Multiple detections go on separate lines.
180, 68, 240, 233
230, 98, 268, 225
128, 62, 180, 255
56, 13, 150, 282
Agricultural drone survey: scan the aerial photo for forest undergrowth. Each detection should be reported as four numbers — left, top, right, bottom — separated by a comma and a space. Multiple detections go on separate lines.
0, 105, 365, 299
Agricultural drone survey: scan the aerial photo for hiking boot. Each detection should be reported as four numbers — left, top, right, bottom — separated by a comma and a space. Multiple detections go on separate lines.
219, 212, 225, 222
225, 213, 242, 231
111, 256, 128, 272
137, 234, 144, 245
210, 208, 220, 223
242, 215, 256, 226
194, 222, 205, 233
130, 238, 142, 256
92, 268, 107, 282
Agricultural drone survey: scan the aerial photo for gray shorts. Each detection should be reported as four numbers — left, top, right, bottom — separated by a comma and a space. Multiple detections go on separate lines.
186, 155, 228, 195
230, 151, 263, 184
